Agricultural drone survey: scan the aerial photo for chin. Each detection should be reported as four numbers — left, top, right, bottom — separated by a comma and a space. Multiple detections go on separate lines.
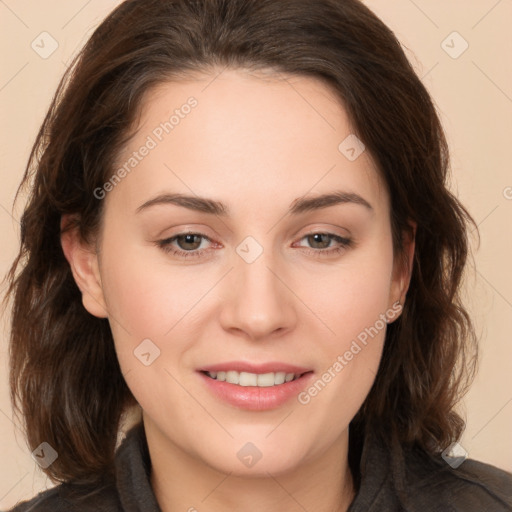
207, 453, 304, 478
192, 434, 312, 477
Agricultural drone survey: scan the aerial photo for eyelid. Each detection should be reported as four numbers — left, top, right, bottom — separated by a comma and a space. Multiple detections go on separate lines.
293, 232, 350, 246
292, 223, 351, 239
154, 223, 218, 240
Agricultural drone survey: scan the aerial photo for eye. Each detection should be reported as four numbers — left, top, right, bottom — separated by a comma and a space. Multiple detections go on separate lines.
156, 232, 214, 259
294, 232, 353, 258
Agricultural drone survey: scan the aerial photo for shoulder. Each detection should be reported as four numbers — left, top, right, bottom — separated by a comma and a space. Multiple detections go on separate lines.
354, 429, 512, 511
404, 446, 512, 511
7, 423, 156, 512
6, 481, 121, 512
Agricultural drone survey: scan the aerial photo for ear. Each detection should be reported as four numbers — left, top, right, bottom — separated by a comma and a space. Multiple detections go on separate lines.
60, 214, 108, 318
387, 221, 416, 322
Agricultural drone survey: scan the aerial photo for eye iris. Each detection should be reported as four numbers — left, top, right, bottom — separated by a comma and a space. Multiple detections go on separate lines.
308, 233, 330, 249
178, 234, 202, 250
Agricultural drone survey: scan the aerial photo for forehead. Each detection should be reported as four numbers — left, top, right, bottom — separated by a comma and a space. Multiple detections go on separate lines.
107, 67, 389, 218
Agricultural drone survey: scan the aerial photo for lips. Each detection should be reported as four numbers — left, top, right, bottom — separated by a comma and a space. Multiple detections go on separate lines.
197, 361, 314, 410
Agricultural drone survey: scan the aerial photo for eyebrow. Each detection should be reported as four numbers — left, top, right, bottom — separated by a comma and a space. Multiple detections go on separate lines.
135, 190, 373, 216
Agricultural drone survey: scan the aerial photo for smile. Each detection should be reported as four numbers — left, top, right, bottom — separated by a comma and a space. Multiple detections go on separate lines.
203, 370, 302, 387
198, 365, 315, 410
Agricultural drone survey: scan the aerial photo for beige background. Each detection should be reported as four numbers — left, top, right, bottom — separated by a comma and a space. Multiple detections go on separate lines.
1, 0, 511, 508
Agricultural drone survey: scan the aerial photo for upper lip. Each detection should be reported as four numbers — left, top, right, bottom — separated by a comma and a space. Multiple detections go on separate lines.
198, 361, 312, 374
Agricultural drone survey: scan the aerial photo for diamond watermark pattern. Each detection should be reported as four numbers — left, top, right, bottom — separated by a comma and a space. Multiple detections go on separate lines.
31, 32, 59, 59
237, 442, 263, 468
441, 32, 469, 59
31, 442, 58, 469
134, 338, 161, 366
338, 134, 365, 161
236, 236, 263, 264
441, 441, 468, 469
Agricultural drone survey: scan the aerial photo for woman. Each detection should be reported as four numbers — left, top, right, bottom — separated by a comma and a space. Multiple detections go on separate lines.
4, 0, 512, 510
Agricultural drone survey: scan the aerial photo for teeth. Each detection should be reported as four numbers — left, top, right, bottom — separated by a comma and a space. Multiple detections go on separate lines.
274, 372, 286, 385
239, 372, 258, 386
206, 370, 299, 387
226, 371, 239, 385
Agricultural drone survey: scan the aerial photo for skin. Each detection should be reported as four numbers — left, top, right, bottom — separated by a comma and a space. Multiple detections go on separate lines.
61, 67, 414, 512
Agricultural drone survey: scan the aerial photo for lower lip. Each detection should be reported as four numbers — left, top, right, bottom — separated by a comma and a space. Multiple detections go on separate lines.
198, 371, 315, 411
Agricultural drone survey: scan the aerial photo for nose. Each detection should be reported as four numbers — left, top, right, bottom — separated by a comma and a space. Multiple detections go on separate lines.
218, 248, 298, 341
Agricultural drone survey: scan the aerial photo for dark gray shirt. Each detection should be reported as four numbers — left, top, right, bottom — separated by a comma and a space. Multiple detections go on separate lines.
7, 422, 512, 511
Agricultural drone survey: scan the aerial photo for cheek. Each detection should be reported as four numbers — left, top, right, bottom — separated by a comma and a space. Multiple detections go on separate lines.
97, 240, 220, 402
296, 239, 393, 411
97, 240, 208, 413
311, 244, 394, 351
99, 239, 211, 338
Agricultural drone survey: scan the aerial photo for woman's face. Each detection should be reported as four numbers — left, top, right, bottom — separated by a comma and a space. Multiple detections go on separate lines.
81, 68, 411, 475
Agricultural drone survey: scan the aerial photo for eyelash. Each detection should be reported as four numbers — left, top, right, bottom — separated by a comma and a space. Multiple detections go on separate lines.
156, 231, 353, 260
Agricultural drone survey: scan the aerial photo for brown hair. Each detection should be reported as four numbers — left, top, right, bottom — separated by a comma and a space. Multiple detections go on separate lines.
4, 0, 478, 487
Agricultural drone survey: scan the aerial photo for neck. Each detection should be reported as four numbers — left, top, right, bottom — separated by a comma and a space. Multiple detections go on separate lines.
145, 417, 356, 512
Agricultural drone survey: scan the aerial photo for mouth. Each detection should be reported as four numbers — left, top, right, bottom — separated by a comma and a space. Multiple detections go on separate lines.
197, 363, 314, 411
201, 370, 308, 387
